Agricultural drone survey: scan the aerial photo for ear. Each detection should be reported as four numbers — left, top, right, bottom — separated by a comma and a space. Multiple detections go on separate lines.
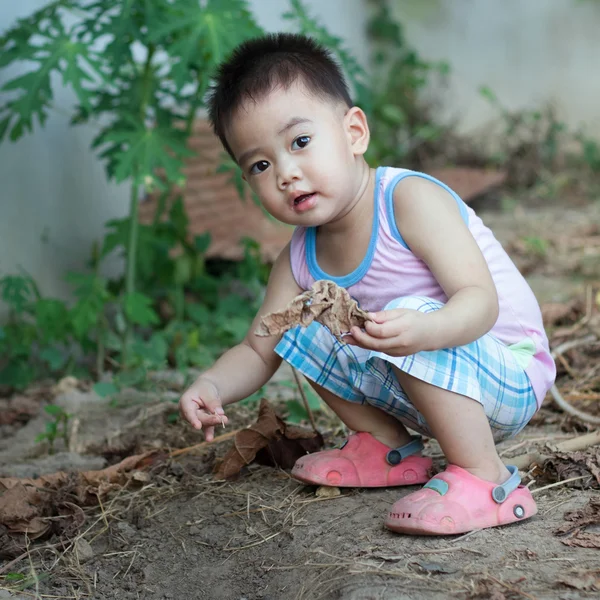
344, 106, 370, 156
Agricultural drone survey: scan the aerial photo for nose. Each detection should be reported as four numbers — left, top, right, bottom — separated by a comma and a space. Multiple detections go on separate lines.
276, 158, 301, 190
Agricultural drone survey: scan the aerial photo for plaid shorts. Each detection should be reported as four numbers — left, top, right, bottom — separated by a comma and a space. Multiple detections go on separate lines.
275, 296, 538, 442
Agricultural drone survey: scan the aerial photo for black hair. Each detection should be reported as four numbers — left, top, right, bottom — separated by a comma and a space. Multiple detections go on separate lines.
207, 33, 353, 159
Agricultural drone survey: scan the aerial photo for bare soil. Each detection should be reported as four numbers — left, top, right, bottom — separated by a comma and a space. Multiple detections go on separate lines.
1, 199, 600, 600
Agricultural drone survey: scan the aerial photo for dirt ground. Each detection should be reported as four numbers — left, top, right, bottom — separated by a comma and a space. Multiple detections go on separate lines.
1, 199, 600, 600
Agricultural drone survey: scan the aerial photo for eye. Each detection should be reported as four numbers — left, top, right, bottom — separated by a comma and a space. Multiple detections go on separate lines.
292, 135, 311, 150
249, 160, 270, 175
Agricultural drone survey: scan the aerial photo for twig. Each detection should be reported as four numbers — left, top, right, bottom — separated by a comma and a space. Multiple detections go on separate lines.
0, 540, 68, 576
170, 428, 242, 458
450, 528, 482, 543
549, 385, 600, 425
531, 475, 589, 495
509, 430, 600, 470
292, 368, 319, 434
487, 575, 538, 600
549, 334, 600, 424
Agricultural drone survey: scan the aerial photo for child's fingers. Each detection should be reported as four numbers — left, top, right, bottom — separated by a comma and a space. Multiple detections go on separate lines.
364, 319, 402, 339
351, 326, 402, 352
204, 424, 216, 442
180, 398, 204, 429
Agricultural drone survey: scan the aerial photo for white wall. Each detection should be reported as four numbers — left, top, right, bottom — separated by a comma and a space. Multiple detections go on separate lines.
0, 0, 370, 314
393, 0, 600, 137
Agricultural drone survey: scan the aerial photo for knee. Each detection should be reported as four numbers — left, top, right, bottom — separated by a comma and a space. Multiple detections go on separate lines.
384, 296, 444, 314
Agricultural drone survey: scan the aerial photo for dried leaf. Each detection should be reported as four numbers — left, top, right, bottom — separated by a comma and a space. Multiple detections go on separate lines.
467, 576, 524, 600
214, 399, 323, 479
256, 280, 371, 341
0, 395, 41, 425
557, 571, 600, 591
540, 301, 580, 327
543, 450, 600, 490
555, 497, 600, 548
0, 450, 164, 558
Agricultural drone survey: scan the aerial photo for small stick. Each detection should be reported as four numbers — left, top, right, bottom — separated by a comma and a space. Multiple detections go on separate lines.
508, 430, 600, 470
548, 334, 600, 424
486, 575, 538, 600
292, 368, 319, 434
170, 429, 242, 458
531, 475, 589, 494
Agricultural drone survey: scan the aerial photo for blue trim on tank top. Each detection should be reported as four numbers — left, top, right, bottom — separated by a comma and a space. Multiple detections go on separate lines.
384, 171, 470, 250
306, 167, 383, 287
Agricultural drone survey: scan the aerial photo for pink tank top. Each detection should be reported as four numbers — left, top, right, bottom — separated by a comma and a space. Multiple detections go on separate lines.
289, 167, 556, 407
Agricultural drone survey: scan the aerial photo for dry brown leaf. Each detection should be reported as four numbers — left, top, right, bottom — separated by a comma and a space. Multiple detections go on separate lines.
255, 280, 371, 341
0, 450, 165, 558
557, 570, 600, 590
543, 450, 600, 489
0, 395, 41, 425
466, 576, 525, 600
555, 497, 600, 548
540, 301, 581, 328
214, 399, 323, 479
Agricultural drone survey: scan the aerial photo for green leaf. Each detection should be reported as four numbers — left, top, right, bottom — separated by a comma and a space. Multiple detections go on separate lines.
44, 404, 65, 417
285, 399, 307, 424
93, 381, 119, 398
0, 275, 35, 313
479, 85, 498, 104
45, 421, 58, 436
35, 298, 71, 342
123, 292, 159, 326
150, 0, 262, 91
67, 272, 111, 339
381, 104, 406, 125
35, 433, 48, 443
114, 366, 146, 388
94, 113, 194, 188
194, 232, 211, 254
186, 303, 211, 325
40, 347, 67, 371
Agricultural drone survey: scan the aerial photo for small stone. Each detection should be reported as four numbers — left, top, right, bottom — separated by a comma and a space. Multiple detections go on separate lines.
315, 486, 341, 498
75, 538, 94, 563
212, 505, 229, 516
117, 521, 137, 538
188, 525, 201, 535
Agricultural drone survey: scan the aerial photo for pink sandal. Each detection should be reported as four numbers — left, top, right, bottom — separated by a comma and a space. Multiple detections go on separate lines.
291, 432, 432, 487
385, 464, 537, 535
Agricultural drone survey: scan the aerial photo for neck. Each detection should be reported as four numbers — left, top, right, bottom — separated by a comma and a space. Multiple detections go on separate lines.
321, 161, 375, 236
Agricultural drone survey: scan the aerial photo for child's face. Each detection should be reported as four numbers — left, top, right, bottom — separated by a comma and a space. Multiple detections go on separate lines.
226, 81, 369, 227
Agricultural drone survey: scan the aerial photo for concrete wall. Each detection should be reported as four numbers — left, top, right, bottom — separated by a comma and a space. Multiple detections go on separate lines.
0, 0, 369, 312
393, 0, 600, 137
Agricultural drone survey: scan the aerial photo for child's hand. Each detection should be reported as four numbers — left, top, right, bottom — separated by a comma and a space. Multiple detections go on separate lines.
346, 308, 435, 357
179, 378, 229, 441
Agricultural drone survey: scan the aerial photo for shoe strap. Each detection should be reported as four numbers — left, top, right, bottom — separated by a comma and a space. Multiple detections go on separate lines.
491, 465, 521, 503
386, 435, 423, 465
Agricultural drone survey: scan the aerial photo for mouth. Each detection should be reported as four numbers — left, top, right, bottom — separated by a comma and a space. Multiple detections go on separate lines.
291, 192, 316, 209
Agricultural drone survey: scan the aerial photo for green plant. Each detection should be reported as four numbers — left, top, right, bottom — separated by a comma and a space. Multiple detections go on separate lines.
364, 0, 450, 168
0, 1, 388, 392
0, 0, 262, 365
35, 404, 72, 454
479, 86, 569, 186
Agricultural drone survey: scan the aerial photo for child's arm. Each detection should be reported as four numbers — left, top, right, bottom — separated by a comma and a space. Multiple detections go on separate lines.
179, 243, 302, 439
349, 178, 498, 355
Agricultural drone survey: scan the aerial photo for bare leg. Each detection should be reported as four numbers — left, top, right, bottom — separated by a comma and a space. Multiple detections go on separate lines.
306, 380, 414, 449
392, 368, 511, 484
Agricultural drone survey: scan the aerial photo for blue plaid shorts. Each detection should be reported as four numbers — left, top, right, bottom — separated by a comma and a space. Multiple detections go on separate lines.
275, 296, 538, 442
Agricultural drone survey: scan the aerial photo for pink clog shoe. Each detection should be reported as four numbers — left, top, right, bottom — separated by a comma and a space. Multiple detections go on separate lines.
385, 464, 537, 535
291, 432, 432, 487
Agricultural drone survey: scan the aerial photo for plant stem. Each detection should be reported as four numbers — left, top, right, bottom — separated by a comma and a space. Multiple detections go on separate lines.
122, 45, 155, 365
